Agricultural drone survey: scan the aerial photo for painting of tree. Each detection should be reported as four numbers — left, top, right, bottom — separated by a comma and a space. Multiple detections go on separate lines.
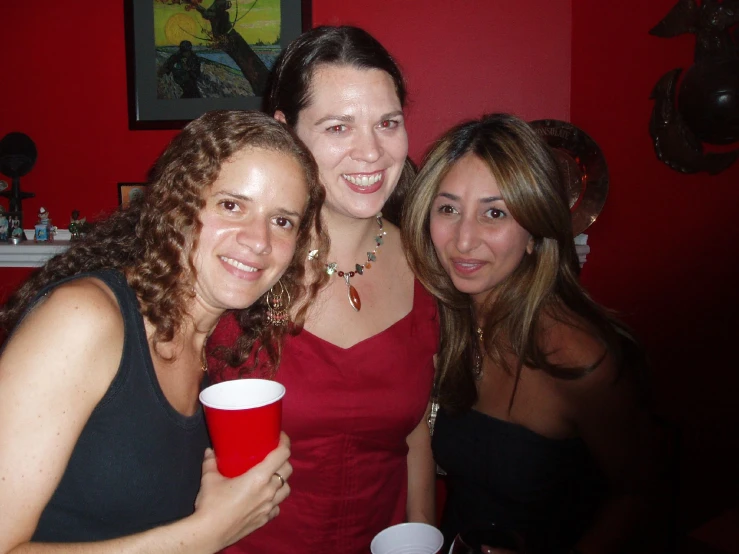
128, 0, 303, 123
154, 0, 282, 99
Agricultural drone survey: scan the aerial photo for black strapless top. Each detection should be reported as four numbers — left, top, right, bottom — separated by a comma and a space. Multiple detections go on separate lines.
433, 407, 606, 553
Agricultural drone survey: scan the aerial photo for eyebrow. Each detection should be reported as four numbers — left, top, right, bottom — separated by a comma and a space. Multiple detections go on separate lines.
314, 114, 354, 126
280, 208, 304, 219
313, 110, 404, 126
214, 191, 303, 219
436, 192, 504, 203
380, 110, 404, 120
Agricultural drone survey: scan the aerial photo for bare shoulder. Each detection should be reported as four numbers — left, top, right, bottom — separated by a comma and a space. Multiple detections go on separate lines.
542, 311, 608, 365
536, 313, 649, 436
368, 219, 414, 324
24, 277, 122, 338
2, 276, 125, 389
541, 312, 620, 394
0, 277, 127, 547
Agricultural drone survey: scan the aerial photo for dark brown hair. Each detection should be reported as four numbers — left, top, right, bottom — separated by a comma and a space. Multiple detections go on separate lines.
264, 24, 413, 225
1, 110, 328, 369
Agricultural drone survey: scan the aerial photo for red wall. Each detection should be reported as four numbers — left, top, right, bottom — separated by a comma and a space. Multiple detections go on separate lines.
571, 1, 739, 527
0, 0, 570, 297
1, 2, 179, 298
1, 3, 178, 222
1, 1, 572, 206
311, 0, 572, 160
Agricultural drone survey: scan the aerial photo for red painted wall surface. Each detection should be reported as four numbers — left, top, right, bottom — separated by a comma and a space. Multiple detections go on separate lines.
311, 0, 572, 160
0, 2, 178, 299
571, 1, 739, 527
0, 3, 178, 224
0, 0, 571, 295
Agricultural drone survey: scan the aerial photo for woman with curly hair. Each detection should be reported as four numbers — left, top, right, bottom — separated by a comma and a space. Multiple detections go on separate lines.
403, 113, 660, 553
0, 110, 327, 552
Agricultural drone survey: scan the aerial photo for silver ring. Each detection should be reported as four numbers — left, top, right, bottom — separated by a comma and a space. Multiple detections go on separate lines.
274, 472, 285, 488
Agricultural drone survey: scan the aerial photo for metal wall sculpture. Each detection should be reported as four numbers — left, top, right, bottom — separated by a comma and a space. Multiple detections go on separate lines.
531, 120, 609, 236
649, 0, 739, 174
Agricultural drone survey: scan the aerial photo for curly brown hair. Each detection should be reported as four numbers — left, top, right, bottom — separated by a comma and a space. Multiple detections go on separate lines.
0, 110, 328, 369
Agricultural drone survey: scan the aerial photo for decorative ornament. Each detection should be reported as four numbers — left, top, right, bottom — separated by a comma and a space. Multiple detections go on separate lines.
266, 280, 291, 326
34, 206, 53, 243
0, 206, 7, 242
69, 209, 88, 240
0, 132, 38, 239
531, 119, 609, 236
648, 0, 739, 174
321, 213, 386, 312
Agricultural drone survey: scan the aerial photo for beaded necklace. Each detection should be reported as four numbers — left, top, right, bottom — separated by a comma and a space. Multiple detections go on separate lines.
310, 213, 386, 312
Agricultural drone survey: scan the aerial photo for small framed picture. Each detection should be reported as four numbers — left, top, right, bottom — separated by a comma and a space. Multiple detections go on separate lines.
118, 182, 148, 208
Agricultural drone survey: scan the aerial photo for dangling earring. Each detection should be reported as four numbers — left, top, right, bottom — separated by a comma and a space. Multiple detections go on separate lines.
266, 280, 290, 326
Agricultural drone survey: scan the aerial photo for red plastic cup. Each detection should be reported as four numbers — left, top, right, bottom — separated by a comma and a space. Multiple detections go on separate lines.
199, 379, 286, 478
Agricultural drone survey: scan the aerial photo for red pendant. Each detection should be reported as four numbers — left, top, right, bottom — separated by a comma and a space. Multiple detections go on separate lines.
348, 284, 361, 311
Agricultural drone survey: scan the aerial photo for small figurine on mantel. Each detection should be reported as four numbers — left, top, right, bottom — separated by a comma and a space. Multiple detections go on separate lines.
0, 207, 8, 241
34, 207, 53, 242
10, 216, 23, 242
69, 209, 87, 240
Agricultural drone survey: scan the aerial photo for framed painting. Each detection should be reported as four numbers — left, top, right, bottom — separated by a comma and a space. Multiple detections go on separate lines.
118, 183, 149, 208
128, 0, 310, 126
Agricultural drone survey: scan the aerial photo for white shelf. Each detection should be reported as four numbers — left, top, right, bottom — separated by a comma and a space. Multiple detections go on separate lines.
0, 231, 593, 269
0, 229, 72, 267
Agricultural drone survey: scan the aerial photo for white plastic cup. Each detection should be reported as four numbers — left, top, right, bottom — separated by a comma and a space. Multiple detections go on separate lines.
370, 522, 444, 554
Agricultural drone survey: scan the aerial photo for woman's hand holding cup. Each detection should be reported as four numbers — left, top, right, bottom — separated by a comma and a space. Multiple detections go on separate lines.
192, 432, 293, 551
189, 379, 290, 551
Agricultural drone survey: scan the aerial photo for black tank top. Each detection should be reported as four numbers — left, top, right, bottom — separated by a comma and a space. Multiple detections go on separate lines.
433, 407, 606, 554
30, 270, 210, 542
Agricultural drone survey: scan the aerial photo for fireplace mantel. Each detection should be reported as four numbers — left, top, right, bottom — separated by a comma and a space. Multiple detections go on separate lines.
0, 231, 592, 268
0, 229, 72, 267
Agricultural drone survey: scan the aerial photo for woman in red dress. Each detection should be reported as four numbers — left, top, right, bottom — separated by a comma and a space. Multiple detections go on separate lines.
208, 26, 439, 554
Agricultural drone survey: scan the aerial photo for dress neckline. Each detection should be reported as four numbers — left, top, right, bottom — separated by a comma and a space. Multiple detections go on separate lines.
299, 279, 421, 352
465, 407, 582, 445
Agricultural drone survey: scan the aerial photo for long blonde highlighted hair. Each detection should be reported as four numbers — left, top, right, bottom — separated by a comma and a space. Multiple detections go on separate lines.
403, 113, 639, 413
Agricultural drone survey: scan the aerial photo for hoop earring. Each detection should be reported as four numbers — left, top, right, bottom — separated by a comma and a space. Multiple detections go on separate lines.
266, 280, 290, 326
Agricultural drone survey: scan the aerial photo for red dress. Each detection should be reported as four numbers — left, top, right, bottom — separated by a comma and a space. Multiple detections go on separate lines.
208, 280, 438, 554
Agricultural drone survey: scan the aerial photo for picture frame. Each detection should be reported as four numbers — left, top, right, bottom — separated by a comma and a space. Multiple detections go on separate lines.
118, 183, 149, 208
127, 0, 310, 127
